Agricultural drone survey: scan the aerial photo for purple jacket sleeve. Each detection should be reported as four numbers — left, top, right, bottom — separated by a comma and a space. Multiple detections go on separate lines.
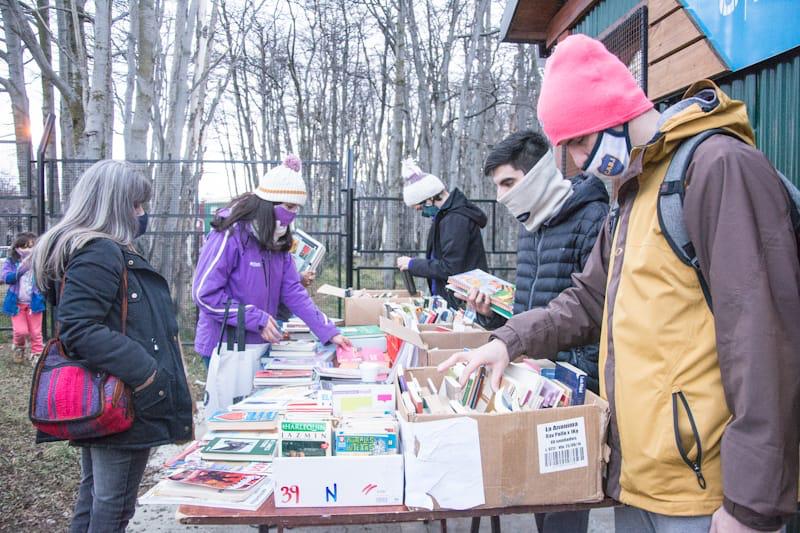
192, 229, 269, 333
2, 259, 18, 284
279, 254, 338, 344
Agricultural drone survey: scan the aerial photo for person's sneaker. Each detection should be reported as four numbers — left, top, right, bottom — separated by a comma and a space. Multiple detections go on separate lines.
12, 346, 25, 364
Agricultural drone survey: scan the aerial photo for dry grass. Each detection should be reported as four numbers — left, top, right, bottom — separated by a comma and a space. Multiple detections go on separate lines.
0, 342, 207, 532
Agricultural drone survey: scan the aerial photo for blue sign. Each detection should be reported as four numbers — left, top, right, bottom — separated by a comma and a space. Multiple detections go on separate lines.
679, 0, 800, 71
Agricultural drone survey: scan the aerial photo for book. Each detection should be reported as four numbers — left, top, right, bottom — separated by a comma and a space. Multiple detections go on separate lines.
401, 269, 417, 296
254, 369, 314, 387
139, 476, 274, 511
280, 419, 332, 457
335, 345, 390, 369
555, 361, 587, 406
331, 384, 395, 416
447, 269, 516, 318
338, 325, 388, 351
270, 340, 319, 354
167, 468, 267, 496
206, 410, 279, 432
201, 437, 278, 462
333, 418, 399, 456
291, 228, 326, 273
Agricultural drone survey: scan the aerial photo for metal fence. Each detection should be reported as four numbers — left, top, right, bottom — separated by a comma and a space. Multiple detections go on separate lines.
0, 137, 517, 341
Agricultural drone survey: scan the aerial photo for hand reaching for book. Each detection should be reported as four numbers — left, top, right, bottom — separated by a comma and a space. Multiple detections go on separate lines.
437, 339, 510, 392
261, 316, 283, 343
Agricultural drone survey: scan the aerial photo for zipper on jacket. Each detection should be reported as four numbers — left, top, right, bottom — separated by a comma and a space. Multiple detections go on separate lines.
671, 391, 707, 489
526, 227, 546, 310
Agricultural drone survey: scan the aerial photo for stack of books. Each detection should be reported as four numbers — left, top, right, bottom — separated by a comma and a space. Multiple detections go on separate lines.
338, 325, 387, 351
446, 269, 516, 319
384, 296, 455, 326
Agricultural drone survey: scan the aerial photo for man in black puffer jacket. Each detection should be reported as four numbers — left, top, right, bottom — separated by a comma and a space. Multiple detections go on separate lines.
466, 130, 608, 533
471, 130, 608, 393
397, 159, 489, 309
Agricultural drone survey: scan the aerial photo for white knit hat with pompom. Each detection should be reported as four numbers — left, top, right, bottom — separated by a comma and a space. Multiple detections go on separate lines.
254, 154, 308, 205
401, 158, 445, 207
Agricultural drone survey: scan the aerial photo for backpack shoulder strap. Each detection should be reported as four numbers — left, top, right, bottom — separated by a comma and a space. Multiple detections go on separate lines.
657, 128, 730, 309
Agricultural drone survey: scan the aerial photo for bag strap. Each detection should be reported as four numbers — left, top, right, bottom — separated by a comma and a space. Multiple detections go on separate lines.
658, 128, 800, 310
236, 305, 246, 352
55, 267, 129, 337
217, 299, 232, 353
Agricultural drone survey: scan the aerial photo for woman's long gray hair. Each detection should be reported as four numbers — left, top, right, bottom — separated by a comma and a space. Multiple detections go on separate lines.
32, 160, 151, 291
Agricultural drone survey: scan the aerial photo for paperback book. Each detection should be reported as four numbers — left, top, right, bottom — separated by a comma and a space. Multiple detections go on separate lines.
446, 269, 516, 318
291, 228, 326, 273
200, 437, 278, 462
206, 410, 279, 432
280, 419, 332, 457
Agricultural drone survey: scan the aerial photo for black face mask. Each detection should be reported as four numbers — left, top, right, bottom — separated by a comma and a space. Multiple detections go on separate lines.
136, 212, 149, 238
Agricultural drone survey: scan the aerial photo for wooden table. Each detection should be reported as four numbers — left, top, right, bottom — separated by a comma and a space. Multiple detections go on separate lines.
177, 495, 617, 532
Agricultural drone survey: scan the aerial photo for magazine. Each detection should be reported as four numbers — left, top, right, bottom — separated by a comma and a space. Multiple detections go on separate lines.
291, 228, 326, 273
168, 468, 266, 492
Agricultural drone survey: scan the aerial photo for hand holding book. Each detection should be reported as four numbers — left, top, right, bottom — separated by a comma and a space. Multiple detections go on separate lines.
452, 287, 494, 317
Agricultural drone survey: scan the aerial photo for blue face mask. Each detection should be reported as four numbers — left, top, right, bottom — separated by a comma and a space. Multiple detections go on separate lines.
136, 212, 149, 238
421, 204, 440, 218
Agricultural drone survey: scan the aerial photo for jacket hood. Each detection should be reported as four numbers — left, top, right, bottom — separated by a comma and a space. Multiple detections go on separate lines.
549, 174, 610, 226
441, 188, 488, 228
641, 80, 755, 168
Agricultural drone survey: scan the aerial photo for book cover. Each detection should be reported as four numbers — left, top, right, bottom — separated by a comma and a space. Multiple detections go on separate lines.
207, 410, 279, 431
334, 433, 398, 455
291, 228, 326, 273
555, 361, 587, 406
338, 325, 384, 338
201, 437, 278, 462
280, 420, 332, 457
447, 269, 515, 318
168, 468, 266, 492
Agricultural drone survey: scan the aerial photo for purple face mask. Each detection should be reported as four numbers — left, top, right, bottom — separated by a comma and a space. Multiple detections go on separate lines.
274, 204, 297, 226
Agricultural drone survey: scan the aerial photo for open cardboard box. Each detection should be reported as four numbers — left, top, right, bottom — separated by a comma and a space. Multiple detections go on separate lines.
318, 285, 418, 326
397, 366, 610, 509
380, 316, 491, 366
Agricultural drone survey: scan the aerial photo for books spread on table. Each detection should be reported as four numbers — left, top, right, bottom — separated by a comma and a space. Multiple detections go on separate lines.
291, 228, 326, 273
206, 410, 279, 432
200, 437, 278, 462
138, 475, 274, 511
446, 269, 516, 318
254, 369, 314, 388
167, 468, 268, 497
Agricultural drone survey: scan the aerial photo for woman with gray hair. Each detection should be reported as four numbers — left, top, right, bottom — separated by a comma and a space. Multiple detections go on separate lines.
32, 160, 193, 533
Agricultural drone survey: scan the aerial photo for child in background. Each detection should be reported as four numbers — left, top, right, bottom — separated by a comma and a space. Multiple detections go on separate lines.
2, 232, 45, 364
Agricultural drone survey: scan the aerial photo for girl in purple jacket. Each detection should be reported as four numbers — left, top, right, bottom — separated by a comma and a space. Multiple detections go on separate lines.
192, 154, 349, 365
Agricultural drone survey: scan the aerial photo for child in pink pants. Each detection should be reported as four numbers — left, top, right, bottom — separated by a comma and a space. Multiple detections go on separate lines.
2, 232, 45, 364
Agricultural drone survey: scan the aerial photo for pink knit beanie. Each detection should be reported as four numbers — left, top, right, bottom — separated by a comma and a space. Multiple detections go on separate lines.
537, 34, 654, 146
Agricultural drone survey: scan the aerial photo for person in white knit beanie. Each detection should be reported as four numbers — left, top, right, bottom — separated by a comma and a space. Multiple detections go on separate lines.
397, 158, 489, 308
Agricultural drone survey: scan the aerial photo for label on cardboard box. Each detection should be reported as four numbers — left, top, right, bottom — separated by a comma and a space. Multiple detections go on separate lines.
536, 416, 589, 474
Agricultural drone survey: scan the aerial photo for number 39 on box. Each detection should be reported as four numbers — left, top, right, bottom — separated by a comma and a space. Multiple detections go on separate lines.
272, 455, 404, 508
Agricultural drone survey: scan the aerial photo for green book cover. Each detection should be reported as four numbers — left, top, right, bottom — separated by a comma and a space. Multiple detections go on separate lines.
338, 325, 384, 338
202, 437, 277, 457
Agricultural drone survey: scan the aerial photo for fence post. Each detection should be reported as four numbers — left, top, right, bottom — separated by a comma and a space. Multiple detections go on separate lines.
345, 148, 355, 288
37, 114, 56, 337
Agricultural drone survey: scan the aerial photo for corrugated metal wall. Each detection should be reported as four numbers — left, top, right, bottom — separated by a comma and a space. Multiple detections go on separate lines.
573, 0, 640, 37
717, 52, 800, 186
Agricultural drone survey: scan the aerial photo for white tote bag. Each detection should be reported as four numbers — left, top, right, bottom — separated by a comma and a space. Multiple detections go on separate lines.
203, 301, 267, 416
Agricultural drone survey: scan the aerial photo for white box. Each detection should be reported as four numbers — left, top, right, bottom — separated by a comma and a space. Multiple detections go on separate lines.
272, 454, 404, 507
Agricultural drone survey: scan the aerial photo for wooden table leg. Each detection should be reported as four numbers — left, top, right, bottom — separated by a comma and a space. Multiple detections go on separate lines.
439, 518, 448, 532
257, 526, 270, 533
470, 517, 481, 533
490, 515, 501, 533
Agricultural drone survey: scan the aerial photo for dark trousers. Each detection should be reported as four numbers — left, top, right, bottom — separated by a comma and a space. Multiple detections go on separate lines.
70, 446, 151, 533
535, 510, 590, 533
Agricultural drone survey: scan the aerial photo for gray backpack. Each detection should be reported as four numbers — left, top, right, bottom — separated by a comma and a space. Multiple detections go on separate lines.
657, 127, 800, 308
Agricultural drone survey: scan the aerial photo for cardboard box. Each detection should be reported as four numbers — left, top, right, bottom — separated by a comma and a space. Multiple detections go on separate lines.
272, 454, 404, 507
397, 367, 609, 509
380, 317, 491, 366
318, 286, 418, 326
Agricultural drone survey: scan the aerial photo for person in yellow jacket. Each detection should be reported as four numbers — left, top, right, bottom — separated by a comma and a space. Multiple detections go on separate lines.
439, 35, 799, 533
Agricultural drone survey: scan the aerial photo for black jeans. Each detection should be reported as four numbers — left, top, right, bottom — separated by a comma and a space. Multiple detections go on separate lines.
70, 446, 151, 533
